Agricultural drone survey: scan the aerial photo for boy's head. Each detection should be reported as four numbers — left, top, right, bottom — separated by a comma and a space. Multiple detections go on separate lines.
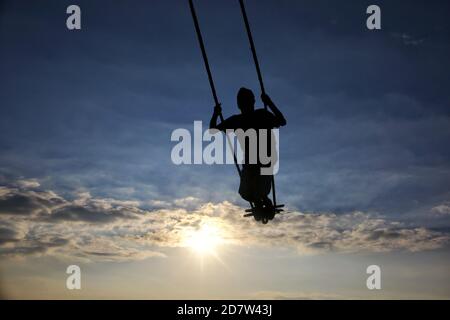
237, 87, 255, 114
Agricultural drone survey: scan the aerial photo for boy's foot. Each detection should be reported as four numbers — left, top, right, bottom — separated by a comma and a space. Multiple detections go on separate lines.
262, 196, 273, 209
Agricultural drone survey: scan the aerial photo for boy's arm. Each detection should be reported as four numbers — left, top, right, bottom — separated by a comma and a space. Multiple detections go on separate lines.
209, 104, 222, 131
210, 104, 238, 132
261, 93, 287, 127
209, 104, 235, 132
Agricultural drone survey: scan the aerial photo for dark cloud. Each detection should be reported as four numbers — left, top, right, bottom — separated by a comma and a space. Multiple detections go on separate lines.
49, 205, 123, 223
0, 226, 19, 245
0, 184, 138, 223
0, 245, 47, 256
0, 188, 64, 216
366, 229, 403, 241
0, 194, 43, 215
0, 236, 69, 257
308, 241, 333, 250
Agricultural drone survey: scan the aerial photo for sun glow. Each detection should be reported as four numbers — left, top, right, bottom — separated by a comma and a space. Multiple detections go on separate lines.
184, 223, 223, 255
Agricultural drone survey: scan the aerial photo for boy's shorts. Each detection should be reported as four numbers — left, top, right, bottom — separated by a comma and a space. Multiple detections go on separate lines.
238, 165, 272, 202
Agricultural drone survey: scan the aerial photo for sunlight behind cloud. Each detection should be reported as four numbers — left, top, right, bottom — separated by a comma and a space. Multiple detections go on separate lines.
183, 223, 224, 256
0, 181, 449, 263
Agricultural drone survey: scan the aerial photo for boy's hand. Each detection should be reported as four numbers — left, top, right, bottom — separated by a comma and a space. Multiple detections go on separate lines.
213, 103, 222, 115
261, 93, 273, 106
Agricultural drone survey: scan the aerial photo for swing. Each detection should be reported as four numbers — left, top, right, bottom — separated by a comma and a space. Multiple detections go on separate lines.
189, 0, 284, 224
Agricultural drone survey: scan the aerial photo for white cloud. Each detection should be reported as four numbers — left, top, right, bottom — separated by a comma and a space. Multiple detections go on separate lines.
0, 182, 449, 262
431, 203, 450, 216
391, 32, 425, 46
173, 196, 203, 209
16, 179, 40, 189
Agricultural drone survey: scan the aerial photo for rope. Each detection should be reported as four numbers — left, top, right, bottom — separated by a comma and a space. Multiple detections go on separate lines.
189, 0, 281, 214
238, 0, 266, 107
188, 0, 219, 107
189, 0, 242, 177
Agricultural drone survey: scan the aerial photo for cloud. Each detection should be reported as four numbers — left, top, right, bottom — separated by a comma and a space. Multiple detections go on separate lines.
173, 196, 203, 210
431, 203, 450, 216
0, 237, 69, 258
0, 194, 53, 216
237, 210, 449, 254
391, 32, 425, 46
0, 181, 449, 262
16, 179, 40, 189
0, 187, 64, 216
0, 226, 19, 245
49, 204, 129, 223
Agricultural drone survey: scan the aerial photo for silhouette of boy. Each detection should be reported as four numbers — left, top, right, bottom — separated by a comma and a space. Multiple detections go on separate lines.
209, 87, 286, 218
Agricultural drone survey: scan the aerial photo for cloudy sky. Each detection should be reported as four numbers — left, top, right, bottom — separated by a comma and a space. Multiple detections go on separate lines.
0, 0, 449, 299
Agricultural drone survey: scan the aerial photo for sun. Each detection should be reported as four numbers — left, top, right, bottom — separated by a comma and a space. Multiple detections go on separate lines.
184, 223, 223, 255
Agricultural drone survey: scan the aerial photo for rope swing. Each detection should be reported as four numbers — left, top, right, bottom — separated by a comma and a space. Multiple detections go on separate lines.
189, 0, 283, 223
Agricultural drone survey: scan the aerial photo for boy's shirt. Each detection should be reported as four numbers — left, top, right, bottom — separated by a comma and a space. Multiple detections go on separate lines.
216, 108, 279, 170
216, 108, 280, 131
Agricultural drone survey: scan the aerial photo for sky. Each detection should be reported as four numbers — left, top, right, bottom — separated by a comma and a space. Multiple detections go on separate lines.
0, 0, 450, 299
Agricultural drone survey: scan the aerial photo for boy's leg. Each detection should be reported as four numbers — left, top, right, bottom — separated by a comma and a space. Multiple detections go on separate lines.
239, 166, 260, 202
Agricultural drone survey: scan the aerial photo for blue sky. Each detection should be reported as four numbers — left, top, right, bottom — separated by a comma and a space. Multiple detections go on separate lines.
0, 0, 450, 299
